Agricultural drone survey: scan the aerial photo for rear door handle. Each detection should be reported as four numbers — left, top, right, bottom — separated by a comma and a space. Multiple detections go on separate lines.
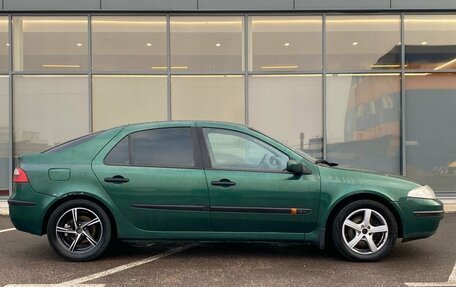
104, 175, 129, 184
211, 179, 236, 187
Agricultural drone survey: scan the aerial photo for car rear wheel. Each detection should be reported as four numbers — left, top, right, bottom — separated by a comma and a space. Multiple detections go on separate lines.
47, 199, 111, 261
332, 199, 397, 262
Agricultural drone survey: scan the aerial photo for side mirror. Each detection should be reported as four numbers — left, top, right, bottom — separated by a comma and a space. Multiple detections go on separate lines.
286, 159, 312, 175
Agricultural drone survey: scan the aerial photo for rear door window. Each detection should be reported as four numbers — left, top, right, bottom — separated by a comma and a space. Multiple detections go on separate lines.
105, 128, 196, 168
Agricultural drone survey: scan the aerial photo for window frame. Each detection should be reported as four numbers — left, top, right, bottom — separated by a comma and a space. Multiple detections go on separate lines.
103, 127, 203, 169
197, 127, 292, 174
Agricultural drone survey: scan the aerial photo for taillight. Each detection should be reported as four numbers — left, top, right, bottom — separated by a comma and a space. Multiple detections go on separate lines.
13, 167, 29, 183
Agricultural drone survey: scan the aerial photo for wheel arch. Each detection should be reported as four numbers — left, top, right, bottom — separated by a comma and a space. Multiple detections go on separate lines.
324, 192, 403, 243
42, 193, 117, 238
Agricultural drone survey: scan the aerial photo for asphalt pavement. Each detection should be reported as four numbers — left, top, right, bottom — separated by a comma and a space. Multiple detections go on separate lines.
0, 214, 454, 287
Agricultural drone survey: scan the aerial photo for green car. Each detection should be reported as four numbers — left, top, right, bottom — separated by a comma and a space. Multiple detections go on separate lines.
9, 121, 443, 262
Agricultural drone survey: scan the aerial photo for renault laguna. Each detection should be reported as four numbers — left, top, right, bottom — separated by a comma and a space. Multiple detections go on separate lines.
9, 121, 444, 262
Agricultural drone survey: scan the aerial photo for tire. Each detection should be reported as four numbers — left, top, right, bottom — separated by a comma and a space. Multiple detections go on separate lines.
331, 199, 397, 262
47, 199, 112, 262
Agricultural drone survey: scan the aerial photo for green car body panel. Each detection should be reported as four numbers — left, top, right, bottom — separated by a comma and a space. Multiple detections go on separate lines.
9, 121, 443, 247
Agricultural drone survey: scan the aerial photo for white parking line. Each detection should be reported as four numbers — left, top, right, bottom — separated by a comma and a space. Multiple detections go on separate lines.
0, 228, 16, 233
405, 261, 456, 286
59, 243, 196, 285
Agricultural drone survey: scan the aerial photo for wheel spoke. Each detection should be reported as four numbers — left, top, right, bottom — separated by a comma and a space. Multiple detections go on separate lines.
344, 219, 362, 232
365, 234, 378, 253
69, 234, 82, 252
347, 233, 364, 249
363, 209, 372, 227
370, 225, 388, 234
83, 231, 98, 247
56, 226, 76, 234
71, 208, 78, 228
81, 218, 100, 228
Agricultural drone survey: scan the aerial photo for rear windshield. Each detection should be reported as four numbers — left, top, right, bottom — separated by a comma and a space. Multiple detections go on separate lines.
43, 132, 102, 154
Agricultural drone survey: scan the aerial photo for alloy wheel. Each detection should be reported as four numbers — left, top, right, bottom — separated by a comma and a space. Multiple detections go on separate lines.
342, 208, 389, 255
55, 207, 103, 253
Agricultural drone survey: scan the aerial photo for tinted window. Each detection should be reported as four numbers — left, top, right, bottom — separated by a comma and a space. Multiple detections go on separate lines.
203, 128, 288, 172
105, 128, 195, 168
104, 136, 129, 165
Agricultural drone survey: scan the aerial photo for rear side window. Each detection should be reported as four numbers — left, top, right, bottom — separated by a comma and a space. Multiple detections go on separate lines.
105, 128, 195, 168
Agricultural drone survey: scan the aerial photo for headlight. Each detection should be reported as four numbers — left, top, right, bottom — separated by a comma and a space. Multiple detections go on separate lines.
407, 185, 436, 199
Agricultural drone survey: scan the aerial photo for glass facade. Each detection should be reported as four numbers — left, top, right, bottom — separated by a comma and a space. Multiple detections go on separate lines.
92, 75, 167, 131
13, 76, 89, 157
326, 15, 401, 71
326, 74, 401, 173
405, 73, 456, 195
0, 13, 455, 198
92, 17, 167, 72
249, 75, 323, 158
13, 16, 89, 72
171, 75, 245, 123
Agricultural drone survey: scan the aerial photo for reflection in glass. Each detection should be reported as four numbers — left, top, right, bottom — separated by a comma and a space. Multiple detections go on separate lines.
326, 15, 401, 71
249, 75, 323, 159
249, 16, 322, 72
92, 75, 167, 131
326, 74, 401, 173
0, 76, 9, 195
405, 15, 456, 70
171, 75, 244, 124
0, 17, 8, 73
405, 73, 456, 193
92, 17, 166, 72
13, 16, 88, 72
13, 76, 89, 157
170, 17, 244, 74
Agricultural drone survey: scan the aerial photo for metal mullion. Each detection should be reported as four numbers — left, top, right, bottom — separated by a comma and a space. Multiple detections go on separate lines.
401, 12, 406, 176
88, 14, 93, 133
322, 13, 327, 160
8, 14, 13, 197
244, 14, 249, 125
166, 15, 171, 121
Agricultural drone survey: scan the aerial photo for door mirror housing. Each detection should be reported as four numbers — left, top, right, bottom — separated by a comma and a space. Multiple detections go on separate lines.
286, 159, 312, 175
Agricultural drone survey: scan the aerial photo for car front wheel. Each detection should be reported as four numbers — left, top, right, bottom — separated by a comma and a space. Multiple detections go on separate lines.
332, 199, 398, 262
47, 199, 112, 261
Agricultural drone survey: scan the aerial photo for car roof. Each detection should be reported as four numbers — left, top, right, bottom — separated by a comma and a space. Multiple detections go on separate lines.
124, 120, 250, 131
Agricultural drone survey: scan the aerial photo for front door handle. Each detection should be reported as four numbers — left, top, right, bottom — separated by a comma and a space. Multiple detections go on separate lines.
211, 179, 236, 187
104, 175, 129, 184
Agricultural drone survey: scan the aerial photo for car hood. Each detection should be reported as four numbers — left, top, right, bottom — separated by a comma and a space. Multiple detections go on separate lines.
317, 164, 423, 202
331, 165, 424, 185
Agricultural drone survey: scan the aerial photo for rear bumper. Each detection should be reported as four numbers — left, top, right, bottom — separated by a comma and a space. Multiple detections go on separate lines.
394, 198, 444, 242
9, 183, 56, 235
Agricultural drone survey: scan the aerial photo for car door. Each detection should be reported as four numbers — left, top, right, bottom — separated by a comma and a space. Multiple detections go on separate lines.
199, 126, 320, 233
92, 126, 210, 232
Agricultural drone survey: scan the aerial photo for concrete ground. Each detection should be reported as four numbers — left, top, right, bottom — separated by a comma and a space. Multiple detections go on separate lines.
0, 215, 454, 287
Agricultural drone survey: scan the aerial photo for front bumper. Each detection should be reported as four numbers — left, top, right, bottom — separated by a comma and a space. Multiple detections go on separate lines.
394, 198, 444, 242
9, 183, 56, 235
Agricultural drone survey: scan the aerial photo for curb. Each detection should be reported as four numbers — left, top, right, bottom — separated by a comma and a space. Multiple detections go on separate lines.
0, 201, 8, 216
0, 208, 8, 216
